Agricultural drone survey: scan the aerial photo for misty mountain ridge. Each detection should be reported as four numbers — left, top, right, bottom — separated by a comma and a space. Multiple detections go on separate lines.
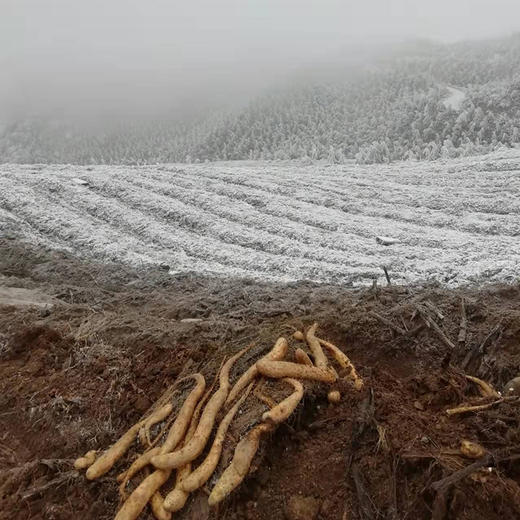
1, 34, 520, 165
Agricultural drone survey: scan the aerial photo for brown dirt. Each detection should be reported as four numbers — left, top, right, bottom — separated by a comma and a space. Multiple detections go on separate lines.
1, 238, 520, 520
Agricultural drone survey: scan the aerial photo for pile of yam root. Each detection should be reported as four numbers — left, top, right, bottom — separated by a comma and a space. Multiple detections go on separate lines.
73, 323, 362, 519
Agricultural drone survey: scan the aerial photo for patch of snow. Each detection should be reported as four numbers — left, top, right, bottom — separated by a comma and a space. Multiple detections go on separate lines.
0, 148, 519, 287
443, 86, 466, 111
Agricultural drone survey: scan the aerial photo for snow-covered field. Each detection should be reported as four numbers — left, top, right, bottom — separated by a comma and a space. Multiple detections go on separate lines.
1, 149, 519, 286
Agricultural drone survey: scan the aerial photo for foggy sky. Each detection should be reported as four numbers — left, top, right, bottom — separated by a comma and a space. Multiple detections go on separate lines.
1, 0, 520, 121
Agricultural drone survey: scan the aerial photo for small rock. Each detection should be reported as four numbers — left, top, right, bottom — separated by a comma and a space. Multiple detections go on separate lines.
413, 400, 424, 411
285, 495, 321, 520
180, 318, 203, 323
72, 177, 89, 186
376, 236, 401, 246
503, 376, 520, 396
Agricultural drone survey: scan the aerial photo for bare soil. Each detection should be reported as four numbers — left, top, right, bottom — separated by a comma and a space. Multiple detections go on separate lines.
1, 238, 520, 520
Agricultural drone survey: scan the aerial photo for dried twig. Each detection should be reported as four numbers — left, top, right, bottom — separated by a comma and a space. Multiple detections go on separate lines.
461, 322, 501, 371
446, 396, 517, 416
415, 306, 455, 349
369, 311, 406, 335
382, 266, 392, 286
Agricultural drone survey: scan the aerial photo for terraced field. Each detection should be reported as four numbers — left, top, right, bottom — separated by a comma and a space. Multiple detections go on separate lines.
1, 149, 519, 286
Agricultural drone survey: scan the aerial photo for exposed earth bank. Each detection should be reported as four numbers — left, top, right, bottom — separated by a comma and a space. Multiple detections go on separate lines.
1, 239, 520, 520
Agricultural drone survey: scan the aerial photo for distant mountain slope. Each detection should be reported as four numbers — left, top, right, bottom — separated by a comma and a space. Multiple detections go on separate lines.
1, 35, 520, 164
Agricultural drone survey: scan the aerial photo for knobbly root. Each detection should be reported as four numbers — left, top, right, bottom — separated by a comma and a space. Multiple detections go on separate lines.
294, 330, 363, 390
256, 359, 337, 383
262, 378, 304, 424
305, 323, 328, 369
86, 422, 144, 480
465, 375, 500, 398
163, 386, 252, 512
114, 469, 171, 520
460, 440, 486, 459
150, 491, 171, 520
294, 348, 313, 366
160, 373, 206, 454
152, 346, 250, 470
327, 390, 341, 404
208, 422, 274, 507
226, 338, 288, 406
118, 447, 161, 499
139, 403, 174, 448
73, 450, 97, 470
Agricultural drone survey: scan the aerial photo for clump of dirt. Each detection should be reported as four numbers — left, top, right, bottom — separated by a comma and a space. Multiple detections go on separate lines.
1, 239, 520, 520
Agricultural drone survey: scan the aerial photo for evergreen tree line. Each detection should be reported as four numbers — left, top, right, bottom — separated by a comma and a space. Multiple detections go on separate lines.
1, 35, 520, 164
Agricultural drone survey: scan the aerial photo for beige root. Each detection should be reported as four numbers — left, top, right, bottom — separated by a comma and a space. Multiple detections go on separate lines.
115, 374, 210, 519
294, 330, 363, 390
139, 403, 174, 448
305, 323, 328, 369
294, 348, 313, 366
327, 390, 341, 404
117, 373, 206, 496
460, 440, 486, 459
163, 385, 252, 512
114, 468, 171, 520
226, 338, 288, 406
73, 450, 97, 470
152, 346, 249, 470
262, 379, 304, 424
208, 422, 274, 506
256, 359, 337, 383
446, 398, 505, 416
149, 490, 171, 520
465, 375, 500, 398
117, 447, 160, 498
160, 373, 206, 454
86, 421, 144, 480
139, 403, 173, 446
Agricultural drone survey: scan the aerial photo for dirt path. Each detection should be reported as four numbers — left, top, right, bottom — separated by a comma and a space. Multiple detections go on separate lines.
1, 240, 520, 520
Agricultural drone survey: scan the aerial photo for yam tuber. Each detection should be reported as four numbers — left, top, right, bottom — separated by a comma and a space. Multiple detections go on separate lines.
163, 386, 251, 512
208, 422, 274, 506
114, 468, 171, 520
226, 338, 288, 406
73, 450, 97, 470
327, 390, 341, 404
256, 359, 337, 383
86, 421, 143, 480
117, 447, 161, 498
139, 403, 174, 448
465, 375, 500, 398
305, 323, 328, 369
294, 329, 363, 390
116, 376, 209, 520
152, 346, 249, 470
294, 348, 313, 366
160, 373, 206, 455
150, 490, 171, 520
460, 440, 486, 459
261, 378, 303, 424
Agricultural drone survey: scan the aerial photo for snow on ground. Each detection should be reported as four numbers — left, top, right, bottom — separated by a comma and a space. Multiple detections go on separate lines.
443, 86, 466, 111
1, 149, 519, 287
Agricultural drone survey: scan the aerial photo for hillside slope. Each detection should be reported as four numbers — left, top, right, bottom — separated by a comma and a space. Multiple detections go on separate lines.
1, 149, 519, 286
1, 35, 520, 164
